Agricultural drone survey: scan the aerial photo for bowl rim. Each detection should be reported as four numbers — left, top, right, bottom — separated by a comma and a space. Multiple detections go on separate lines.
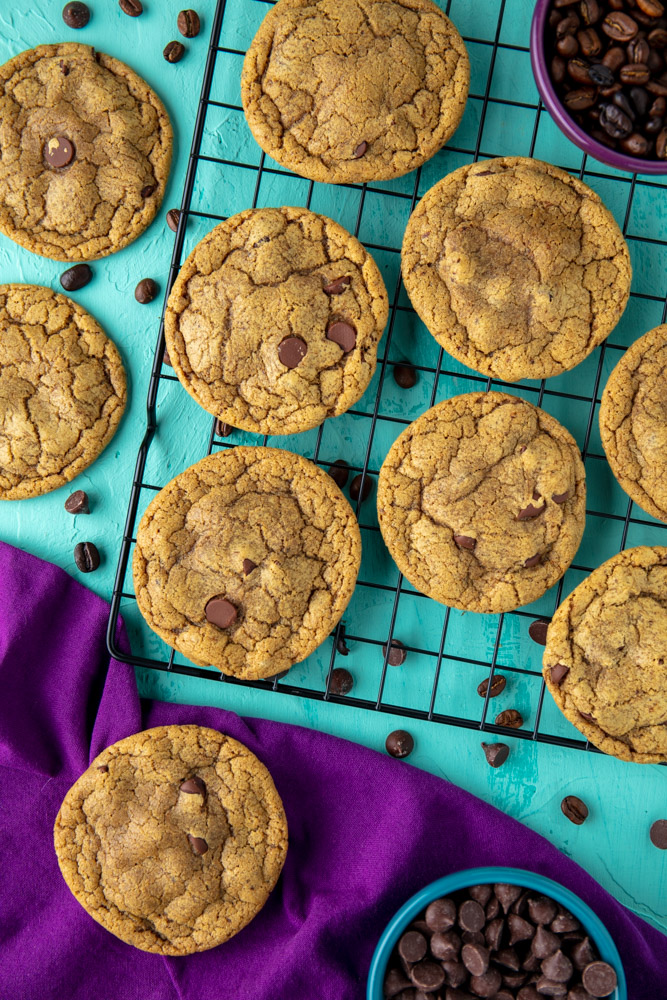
366, 865, 627, 1000
529, 0, 667, 176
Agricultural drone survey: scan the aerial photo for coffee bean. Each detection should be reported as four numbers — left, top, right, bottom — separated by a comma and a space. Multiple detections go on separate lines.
425, 897, 456, 932
62, 2, 90, 27
567, 56, 593, 82
44, 136, 75, 168
579, 0, 601, 24
119, 0, 143, 14
135, 278, 159, 303
386, 729, 414, 758
565, 87, 598, 109
628, 35, 651, 62
327, 459, 349, 488
481, 742, 510, 767
581, 961, 618, 997
166, 208, 181, 231
529, 619, 550, 645
650, 94, 667, 113
382, 639, 407, 666
495, 708, 523, 728
215, 419, 233, 437
74, 541, 100, 573
164, 40, 185, 62
204, 597, 237, 628
621, 130, 650, 152
326, 320, 356, 352
614, 89, 638, 118
60, 263, 92, 292
552, 54, 568, 82
558, 12, 581, 36
657, 124, 667, 153
649, 818, 667, 847
600, 101, 633, 136
278, 336, 307, 368
180, 776, 206, 794
349, 473, 372, 502
648, 46, 665, 71
178, 9, 200, 37
649, 26, 667, 46
323, 275, 351, 295
64, 489, 89, 514
620, 61, 651, 83
187, 834, 208, 855
558, 33, 580, 55
393, 363, 417, 388
477, 674, 507, 698
645, 113, 665, 131
578, 27, 602, 54
602, 44, 626, 70
602, 11, 639, 41
637, 0, 664, 15
329, 667, 353, 695
588, 61, 614, 84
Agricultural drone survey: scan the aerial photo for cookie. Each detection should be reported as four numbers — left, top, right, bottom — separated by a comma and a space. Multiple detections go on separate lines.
402, 157, 632, 382
377, 392, 586, 613
54, 725, 288, 954
0, 43, 172, 260
133, 446, 361, 678
543, 546, 667, 763
241, 0, 469, 184
599, 325, 667, 523
164, 207, 389, 436
0, 284, 126, 501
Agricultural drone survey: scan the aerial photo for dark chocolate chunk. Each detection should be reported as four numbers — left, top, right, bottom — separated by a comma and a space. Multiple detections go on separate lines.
382, 639, 407, 666
329, 667, 353, 695
386, 730, 414, 759
326, 321, 357, 352
187, 834, 208, 855
44, 136, 75, 168
180, 776, 206, 795
135, 278, 159, 303
65, 489, 89, 514
278, 336, 308, 368
482, 742, 510, 767
425, 897, 456, 932
204, 598, 237, 628
649, 818, 667, 848
62, 2, 90, 27
398, 930, 428, 964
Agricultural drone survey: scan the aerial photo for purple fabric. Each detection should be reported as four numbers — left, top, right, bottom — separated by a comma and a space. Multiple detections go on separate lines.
0, 541, 664, 1000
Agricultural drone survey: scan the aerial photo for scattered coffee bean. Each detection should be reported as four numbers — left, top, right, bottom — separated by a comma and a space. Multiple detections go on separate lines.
329, 667, 353, 695
386, 729, 414, 758
135, 278, 159, 303
119, 0, 143, 14
477, 674, 507, 698
495, 708, 523, 728
60, 263, 92, 292
64, 489, 89, 514
327, 459, 349, 488
215, 419, 233, 437
481, 742, 510, 767
178, 8, 200, 36
561, 795, 589, 824
187, 834, 208, 855
326, 320, 356, 352
382, 639, 407, 666
180, 776, 206, 794
44, 136, 75, 169
62, 2, 90, 28
349, 473, 372, 502
278, 336, 307, 368
335, 623, 350, 656
74, 541, 100, 573
204, 597, 237, 628
393, 363, 417, 388
164, 40, 185, 62
529, 619, 550, 645
166, 208, 181, 231
588, 61, 615, 85
649, 818, 667, 848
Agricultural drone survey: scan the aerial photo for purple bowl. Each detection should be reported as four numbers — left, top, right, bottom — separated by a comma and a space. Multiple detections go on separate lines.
530, 0, 667, 175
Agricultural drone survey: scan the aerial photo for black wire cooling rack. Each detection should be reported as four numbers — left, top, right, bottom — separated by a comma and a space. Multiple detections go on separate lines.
107, 0, 667, 755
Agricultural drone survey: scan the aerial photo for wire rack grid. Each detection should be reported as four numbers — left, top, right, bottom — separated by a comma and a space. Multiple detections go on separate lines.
107, 0, 667, 757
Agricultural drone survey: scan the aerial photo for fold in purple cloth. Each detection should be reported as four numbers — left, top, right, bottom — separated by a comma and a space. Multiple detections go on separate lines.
0, 541, 664, 1000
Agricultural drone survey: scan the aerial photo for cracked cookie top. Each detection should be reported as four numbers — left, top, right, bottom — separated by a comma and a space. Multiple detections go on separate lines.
0, 43, 172, 261
241, 0, 469, 184
377, 392, 586, 613
164, 207, 389, 435
599, 326, 667, 524
54, 725, 288, 955
133, 446, 361, 678
543, 546, 667, 764
402, 157, 632, 382
0, 284, 126, 500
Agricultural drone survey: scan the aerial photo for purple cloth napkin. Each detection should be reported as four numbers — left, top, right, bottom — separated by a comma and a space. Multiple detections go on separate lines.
0, 541, 664, 1000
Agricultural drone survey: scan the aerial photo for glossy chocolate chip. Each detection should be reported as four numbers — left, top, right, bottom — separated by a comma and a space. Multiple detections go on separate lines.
62, 2, 90, 27
542, 950, 574, 982
550, 663, 570, 685
326, 321, 356, 352
135, 278, 159, 303
242, 558, 257, 575
469, 884, 493, 906
561, 795, 589, 825
142, 184, 156, 197
398, 930, 427, 963
97, 764, 109, 772
462, 942, 490, 976
485, 916, 505, 951
524, 553, 543, 568
482, 742, 510, 767
424, 897, 456, 932
349, 473, 372, 502
327, 459, 349, 488
454, 534, 477, 550
477, 674, 507, 698
581, 961, 618, 997
335, 623, 350, 656
74, 541, 99, 573
441, 958, 467, 986
496, 947, 521, 970
180, 776, 206, 794
571, 936, 597, 970
495, 884, 523, 912
44, 136, 74, 168
529, 619, 550, 645
204, 598, 237, 628
60, 263, 92, 291
551, 910, 580, 933
532, 925, 561, 958
278, 336, 308, 368
410, 960, 445, 991
393, 363, 418, 388
459, 899, 485, 933
382, 639, 407, 666
187, 834, 208, 855
323, 275, 351, 295
353, 140, 368, 158
649, 818, 667, 848
471, 968, 503, 997
528, 896, 558, 925
383, 968, 411, 997
386, 729, 414, 758
64, 489, 89, 514
430, 930, 461, 960
329, 667, 353, 695
508, 913, 535, 945
178, 8, 201, 36
495, 708, 523, 728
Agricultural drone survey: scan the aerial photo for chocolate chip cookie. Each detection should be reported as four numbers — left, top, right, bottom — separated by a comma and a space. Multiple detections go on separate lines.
0, 284, 126, 500
164, 207, 389, 435
599, 325, 667, 523
543, 546, 667, 763
402, 157, 632, 382
54, 725, 288, 954
0, 43, 172, 260
377, 392, 586, 613
241, 0, 469, 184
133, 446, 361, 678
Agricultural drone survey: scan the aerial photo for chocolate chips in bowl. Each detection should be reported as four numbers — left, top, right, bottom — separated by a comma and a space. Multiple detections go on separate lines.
531, 0, 667, 173
367, 868, 625, 1000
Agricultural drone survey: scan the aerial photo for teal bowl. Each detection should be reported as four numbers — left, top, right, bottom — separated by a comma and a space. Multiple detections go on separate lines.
367, 866, 626, 999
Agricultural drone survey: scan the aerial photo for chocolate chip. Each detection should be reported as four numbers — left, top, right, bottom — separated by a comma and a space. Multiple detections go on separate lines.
430, 930, 461, 960
571, 937, 597, 970
60, 263, 92, 292
550, 663, 570, 685
495, 884, 523, 913
349, 473, 372, 502
44, 136, 75, 168
425, 897, 456, 932
119, 0, 143, 14
187, 834, 208, 855
454, 534, 477, 550
382, 639, 407, 666
204, 598, 237, 628
517, 988, 542, 1000
462, 929, 486, 946
62, 2, 90, 27
398, 930, 428, 963
508, 913, 535, 945
74, 541, 100, 573
581, 961, 618, 997
164, 40, 186, 62
496, 947, 522, 970
485, 916, 504, 951
542, 950, 574, 982
97, 764, 108, 772
410, 960, 445, 992
166, 208, 181, 231
578, 711, 596, 723
649, 818, 667, 848
495, 708, 523, 728
528, 896, 558, 926
561, 795, 589, 825
141, 184, 155, 197
278, 336, 308, 368
462, 942, 490, 976
550, 910, 580, 934
215, 420, 233, 437
470, 968, 503, 997
393, 363, 418, 388
135, 278, 159, 304
486, 895, 501, 921
441, 958, 467, 986
529, 619, 550, 645
327, 459, 349, 488
477, 674, 507, 698
459, 899, 485, 933
469, 884, 493, 906
532, 925, 561, 959
326, 321, 356, 352
180, 776, 206, 794
178, 8, 201, 36
517, 498, 547, 519
524, 553, 543, 568
386, 729, 414, 758
535, 976, 568, 996
64, 489, 89, 514
60, 60, 70, 75
353, 140, 368, 158
242, 558, 257, 576
329, 667, 353, 695
163, 347, 173, 367
335, 623, 350, 656
323, 275, 351, 295
383, 968, 411, 997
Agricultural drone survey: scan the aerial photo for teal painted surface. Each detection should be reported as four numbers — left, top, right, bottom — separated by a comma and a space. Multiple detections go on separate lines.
0, 0, 666, 937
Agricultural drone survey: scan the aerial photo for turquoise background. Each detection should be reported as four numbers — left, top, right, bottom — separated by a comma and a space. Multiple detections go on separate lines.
1, 0, 666, 936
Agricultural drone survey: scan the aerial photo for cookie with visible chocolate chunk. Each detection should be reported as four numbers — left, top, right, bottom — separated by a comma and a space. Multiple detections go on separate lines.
164, 207, 388, 436
543, 546, 667, 764
133, 446, 361, 678
54, 725, 288, 954
599, 325, 667, 523
377, 391, 586, 613
241, 0, 469, 184
0, 43, 172, 260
